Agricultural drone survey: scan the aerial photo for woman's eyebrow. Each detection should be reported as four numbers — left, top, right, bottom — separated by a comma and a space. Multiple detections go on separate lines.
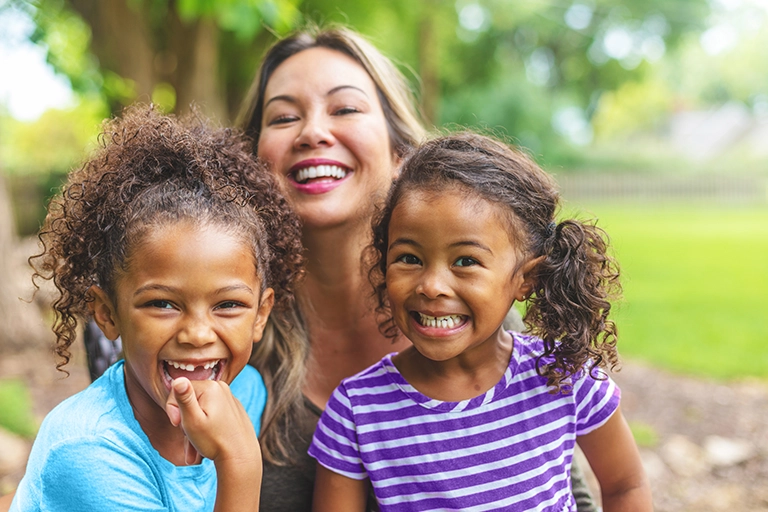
327, 85, 368, 97
264, 94, 296, 108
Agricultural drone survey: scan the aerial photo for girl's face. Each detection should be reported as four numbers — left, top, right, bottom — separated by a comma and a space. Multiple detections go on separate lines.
91, 221, 274, 419
385, 189, 536, 363
257, 47, 399, 231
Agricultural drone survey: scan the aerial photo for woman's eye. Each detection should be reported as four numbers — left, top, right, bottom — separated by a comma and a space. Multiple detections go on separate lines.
267, 114, 298, 126
395, 254, 421, 265
454, 257, 478, 267
334, 106, 360, 115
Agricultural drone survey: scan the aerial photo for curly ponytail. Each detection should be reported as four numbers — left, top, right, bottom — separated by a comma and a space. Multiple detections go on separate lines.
526, 219, 621, 391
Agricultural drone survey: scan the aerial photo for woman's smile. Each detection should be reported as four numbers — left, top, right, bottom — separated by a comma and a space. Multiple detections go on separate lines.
288, 158, 352, 194
257, 47, 397, 229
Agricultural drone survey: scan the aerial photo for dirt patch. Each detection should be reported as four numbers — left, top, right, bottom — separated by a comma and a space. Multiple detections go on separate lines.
2, 344, 767, 510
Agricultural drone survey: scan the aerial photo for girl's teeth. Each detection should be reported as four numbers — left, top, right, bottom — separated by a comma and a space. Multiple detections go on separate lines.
418, 313, 463, 328
167, 360, 220, 372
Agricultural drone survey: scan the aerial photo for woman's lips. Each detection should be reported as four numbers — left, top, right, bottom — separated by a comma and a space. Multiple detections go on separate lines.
288, 160, 351, 194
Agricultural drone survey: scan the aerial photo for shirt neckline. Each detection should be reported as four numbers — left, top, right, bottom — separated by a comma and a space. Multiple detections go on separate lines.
380, 332, 522, 413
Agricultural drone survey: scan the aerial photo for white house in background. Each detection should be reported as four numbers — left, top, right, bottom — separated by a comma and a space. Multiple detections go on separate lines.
669, 102, 767, 159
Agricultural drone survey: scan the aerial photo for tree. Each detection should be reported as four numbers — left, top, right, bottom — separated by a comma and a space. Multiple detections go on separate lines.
15, 0, 301, 121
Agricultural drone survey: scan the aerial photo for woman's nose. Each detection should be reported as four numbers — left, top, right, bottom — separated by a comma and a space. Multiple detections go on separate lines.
294, 113, 335, 149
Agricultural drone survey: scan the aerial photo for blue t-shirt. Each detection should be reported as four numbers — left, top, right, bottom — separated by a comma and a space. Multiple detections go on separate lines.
11, 360, 266, 512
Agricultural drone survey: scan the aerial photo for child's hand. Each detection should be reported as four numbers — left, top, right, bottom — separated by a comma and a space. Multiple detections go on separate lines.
166, 377, 263, 511
165, 377, 260, 466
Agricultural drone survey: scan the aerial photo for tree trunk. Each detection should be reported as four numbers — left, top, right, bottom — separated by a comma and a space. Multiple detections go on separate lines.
67, 0, 227, 121
0, 176, 50, 353
418, 1, 440, 126
69, 0, 156, 102
170, 14, 227, 122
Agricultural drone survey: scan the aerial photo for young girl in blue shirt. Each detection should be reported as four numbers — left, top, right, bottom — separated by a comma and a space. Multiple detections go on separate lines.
10, 105, 303, 511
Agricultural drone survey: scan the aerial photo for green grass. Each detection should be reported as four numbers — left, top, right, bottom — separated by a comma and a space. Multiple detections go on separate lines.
628, 421, 659, 448
562, 202, 768, 381
0, 379, 38, 438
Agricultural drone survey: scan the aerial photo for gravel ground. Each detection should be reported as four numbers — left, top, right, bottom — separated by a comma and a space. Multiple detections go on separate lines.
2, 343, 767, 510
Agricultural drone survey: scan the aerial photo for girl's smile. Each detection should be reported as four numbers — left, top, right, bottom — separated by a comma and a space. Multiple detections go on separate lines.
385, 188, 532, 366
90, 221, 274, 427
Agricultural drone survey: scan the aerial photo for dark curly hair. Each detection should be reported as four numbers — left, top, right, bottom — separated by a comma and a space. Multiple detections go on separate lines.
369, 132, 621, 392
31, 105, 304, 370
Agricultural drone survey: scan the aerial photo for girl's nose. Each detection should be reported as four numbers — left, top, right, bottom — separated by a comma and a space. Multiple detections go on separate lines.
416, 268, 451, 299
294, 113, 335, 149
178, 316, 217, 347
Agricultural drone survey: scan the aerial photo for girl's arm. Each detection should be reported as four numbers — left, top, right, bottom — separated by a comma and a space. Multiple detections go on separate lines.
312, 464, 368, 512
167, 377, 262, 512
577, 405, 652, 512
0, 492, 13, 511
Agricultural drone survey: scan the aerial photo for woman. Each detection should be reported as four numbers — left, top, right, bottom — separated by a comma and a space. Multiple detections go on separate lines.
237, 26, 597, 511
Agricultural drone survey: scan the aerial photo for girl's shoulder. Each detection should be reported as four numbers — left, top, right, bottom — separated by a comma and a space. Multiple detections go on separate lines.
30, 362, 137, 452
229, 364, 268, 435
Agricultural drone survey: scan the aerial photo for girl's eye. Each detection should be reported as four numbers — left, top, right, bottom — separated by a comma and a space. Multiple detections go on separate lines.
148, 300, 174, 309
216, 301, 243, 310
395, 254, 421, 265
454, 257, 478, 267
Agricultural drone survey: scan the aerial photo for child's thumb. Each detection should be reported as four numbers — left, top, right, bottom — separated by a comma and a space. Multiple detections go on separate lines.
165, 377, 193, 427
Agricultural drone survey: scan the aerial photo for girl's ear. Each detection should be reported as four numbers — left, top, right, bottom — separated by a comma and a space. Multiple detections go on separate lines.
87, 286, 120, 341
515, 255, 546, 302
252, 287, 275, 344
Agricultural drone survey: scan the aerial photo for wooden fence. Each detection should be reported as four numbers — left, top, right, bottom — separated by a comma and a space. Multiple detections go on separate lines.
554, 174, 768, 204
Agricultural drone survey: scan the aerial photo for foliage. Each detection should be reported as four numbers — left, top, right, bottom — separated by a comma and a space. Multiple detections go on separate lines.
0, 97, 106, 176
0, 379, 38, 438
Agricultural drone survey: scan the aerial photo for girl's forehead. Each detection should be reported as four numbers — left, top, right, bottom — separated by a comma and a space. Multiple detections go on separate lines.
393, 186, 520, 240
397, 186, 491, 212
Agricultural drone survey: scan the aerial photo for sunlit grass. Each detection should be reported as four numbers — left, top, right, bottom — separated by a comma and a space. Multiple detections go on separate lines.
0, 379, 38, 438
561, 202, 768, 380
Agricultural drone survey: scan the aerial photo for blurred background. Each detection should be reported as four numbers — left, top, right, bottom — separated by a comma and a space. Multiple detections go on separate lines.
1, 0, 766, 510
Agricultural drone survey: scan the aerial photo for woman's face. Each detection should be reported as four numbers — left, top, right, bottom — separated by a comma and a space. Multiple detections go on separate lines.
257, 47, 399, 231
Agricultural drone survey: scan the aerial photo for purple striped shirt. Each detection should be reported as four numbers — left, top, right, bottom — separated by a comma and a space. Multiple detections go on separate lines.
309, 333, 620, 511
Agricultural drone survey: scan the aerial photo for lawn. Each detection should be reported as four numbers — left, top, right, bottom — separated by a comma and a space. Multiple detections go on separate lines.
561, 202, 768, 381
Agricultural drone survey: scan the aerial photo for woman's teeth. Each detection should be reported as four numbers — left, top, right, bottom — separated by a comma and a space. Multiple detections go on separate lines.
294, 165, 347, 183
417, 313, 463, 328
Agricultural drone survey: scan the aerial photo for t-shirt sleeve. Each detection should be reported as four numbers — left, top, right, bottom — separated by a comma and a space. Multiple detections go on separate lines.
307, 384, 368, 480
27, 438, 168, 511
573, 368, 621, 436
231, 364, 268, 436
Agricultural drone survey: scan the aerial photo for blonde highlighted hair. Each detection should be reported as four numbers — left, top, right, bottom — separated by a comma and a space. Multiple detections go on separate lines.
238, 24, 427, 465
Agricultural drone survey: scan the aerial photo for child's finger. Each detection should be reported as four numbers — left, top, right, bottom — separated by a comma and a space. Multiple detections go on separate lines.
169, 377, 205, 426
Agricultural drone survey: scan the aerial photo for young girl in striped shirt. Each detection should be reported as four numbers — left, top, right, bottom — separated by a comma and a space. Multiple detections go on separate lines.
308, 133, 652, 511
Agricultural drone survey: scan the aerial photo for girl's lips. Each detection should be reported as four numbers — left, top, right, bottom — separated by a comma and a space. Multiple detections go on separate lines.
287, 159, 352, 195
408, 311, 469, 336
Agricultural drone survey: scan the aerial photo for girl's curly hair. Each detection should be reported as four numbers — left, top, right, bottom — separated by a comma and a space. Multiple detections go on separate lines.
31, 105, 304, 370
368, 132, 621, 392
